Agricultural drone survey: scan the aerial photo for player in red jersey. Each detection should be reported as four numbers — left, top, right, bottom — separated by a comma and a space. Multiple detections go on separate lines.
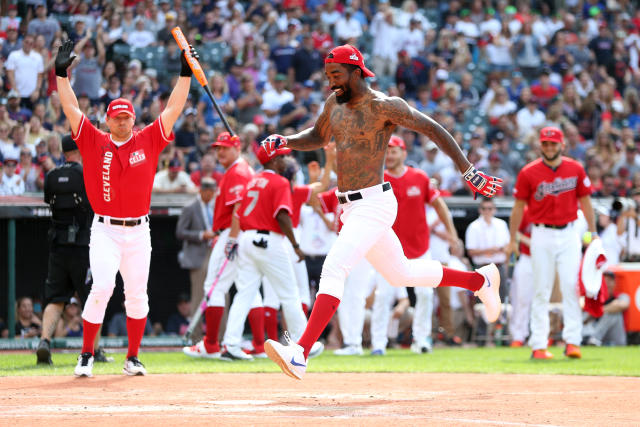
507, 126, 597, 360
371, 136, 460, 354
183, 131, 263, 360
55, 40, 195, 377
220, 146, 323, 361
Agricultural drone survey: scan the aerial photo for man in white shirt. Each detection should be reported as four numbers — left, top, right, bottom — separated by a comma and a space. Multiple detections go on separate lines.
465, 198, 509, 297
261, 74, 293, 127
128, 19, 156, 49
0, 155, 25, 195
153, 158, 198, 194
516, 99, 546, 141
402, 19, 426, 58
370, 7, 401, 79
5, 34, 44, 109
334, 8, 363, 45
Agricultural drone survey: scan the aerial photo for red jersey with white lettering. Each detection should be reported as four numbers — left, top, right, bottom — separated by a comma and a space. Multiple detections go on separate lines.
239, 170, 293, 234
291, 185, 312, 228
513, 157, 592, 225
385, 167, 440, 258
318, 187, 342, 232
213, 159, 253, 232
519, 207, 533, 256
72, 115, 173, 217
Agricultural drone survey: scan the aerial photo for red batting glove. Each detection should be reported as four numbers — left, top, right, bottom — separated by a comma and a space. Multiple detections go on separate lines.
463, 165, 503, 199
260, 134, 288, 157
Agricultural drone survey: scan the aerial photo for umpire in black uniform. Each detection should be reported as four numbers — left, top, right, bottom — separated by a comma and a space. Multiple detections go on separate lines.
36, 136, 111, 365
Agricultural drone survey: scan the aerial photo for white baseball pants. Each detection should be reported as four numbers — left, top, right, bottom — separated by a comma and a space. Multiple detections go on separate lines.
337, 259, 375, 346
82, 216, 151, 324
203, 228, 261, 309
262, 227, 311, 309
509, 254, 533, 343
318, 184, 443, 300
222, 230, 306, 347
529, 224, 582, 350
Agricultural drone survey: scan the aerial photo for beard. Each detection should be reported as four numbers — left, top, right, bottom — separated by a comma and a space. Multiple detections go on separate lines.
334, 86, 352, 104
542, 150, 561, 162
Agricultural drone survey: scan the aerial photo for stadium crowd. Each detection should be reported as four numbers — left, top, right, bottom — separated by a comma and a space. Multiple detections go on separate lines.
0, 0, 637, 351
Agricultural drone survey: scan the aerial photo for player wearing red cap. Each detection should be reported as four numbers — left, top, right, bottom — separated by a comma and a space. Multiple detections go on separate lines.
370, 135, 461, 354
183, 131, 262, 360
219, 146, 325, 361
507, 126, 597, 360
55, 40, 196, 376
260, 44, 503, 380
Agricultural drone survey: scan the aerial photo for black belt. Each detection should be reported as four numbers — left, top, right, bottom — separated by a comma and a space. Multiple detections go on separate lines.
256, 230, 270, 235
337, 182, 391, 204
536, 223, 569, 229
98, 216, 149, 227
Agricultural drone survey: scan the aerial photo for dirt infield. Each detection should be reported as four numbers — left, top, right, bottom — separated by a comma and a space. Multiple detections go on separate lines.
1, 373, 638, 426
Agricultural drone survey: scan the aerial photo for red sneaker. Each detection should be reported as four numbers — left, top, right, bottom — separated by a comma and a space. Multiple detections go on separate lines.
510, 340, 524, 348
564, 344, 582, 359
531, 349, 554, 359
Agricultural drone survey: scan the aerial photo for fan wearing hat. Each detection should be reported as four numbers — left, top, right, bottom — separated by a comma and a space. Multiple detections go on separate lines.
259, 44, 503, 380
152, 157, 197, 194
183, 131, 260, 361
0, 154, 24, 195
507, 126, 597, 360
54, 37, 199, 377
218, 144, 313, 362
37, 135, 110, 366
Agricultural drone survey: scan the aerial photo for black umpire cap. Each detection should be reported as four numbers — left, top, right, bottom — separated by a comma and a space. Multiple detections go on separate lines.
61, 135, 78, 152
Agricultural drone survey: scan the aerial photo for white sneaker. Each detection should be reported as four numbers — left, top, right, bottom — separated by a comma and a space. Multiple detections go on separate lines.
309, 341, 324, 359
74, 352, 94, 377
334, 344, 363, 356
410, 340, 433, 354
264, 332, 307, 380
475, 263, 502, 323
183, 340, 221, 359
123, 356, 146, 376
220, 345, 254, 361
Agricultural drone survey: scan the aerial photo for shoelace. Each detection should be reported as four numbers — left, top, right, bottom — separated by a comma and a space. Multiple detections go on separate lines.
283, 331, 294, 345
80, 352, 92, 366
128, 357, 144, 367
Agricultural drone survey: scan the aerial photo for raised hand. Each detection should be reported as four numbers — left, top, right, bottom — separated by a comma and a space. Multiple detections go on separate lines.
463, 165, 503, 199
180, 45, 200, 77
260, 134, 288, 156
55, 40, 76, 78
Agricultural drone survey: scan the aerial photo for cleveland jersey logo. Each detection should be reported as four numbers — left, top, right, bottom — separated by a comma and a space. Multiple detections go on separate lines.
102, 151, 113, 202
534, 177, 577, 201
407, 185, 421, 197
129, 149, 146, 166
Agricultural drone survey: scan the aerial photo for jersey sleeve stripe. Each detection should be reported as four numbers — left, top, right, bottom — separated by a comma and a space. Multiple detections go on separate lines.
158, 115, 174, 142
273, 204, 293, 218
428, 189, 441, 204
72, 115, 86, 141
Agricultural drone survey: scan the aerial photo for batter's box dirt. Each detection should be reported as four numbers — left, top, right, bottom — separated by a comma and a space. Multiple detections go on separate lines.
1, 373, 638, 426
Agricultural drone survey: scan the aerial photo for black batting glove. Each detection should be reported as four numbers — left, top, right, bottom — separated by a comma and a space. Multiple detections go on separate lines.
55, 40, 76, 78
180, 45, 199, 77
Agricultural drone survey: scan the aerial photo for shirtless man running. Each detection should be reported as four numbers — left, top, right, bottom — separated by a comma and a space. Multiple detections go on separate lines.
261, 45, 503, 380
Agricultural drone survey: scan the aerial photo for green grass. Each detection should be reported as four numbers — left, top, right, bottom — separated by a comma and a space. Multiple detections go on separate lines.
1, 346, 638, 377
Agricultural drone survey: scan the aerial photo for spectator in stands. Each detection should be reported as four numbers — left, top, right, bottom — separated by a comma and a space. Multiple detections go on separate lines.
589, 23, 614, 69
512, 20, 542, 81
165, 293, 192, 336
198, 73, 235, 129
0, 155, 25, 195
6, 34, 44, 110
174, 108, 197, 152
279, 83, 310, 130
516, 97, 546, 140
128, 18, 155, 49
395, 49, 430, 101
72, 31, 106, 105
16, 147, 39, 192
0, 124, 13, 159
54, 297, 83, 338
588, 132, 619, 172
261, 73, 293, 127
199, 9, 223, 43
583, 271, 629, 346
235, 73, 264, 126
102, 13, 125, 47
0, 4, 21, 32
2, 22, 22, 60
25, 116, 48, 147
530, 68, 559, 111
14, 296, 41, 338
370, 5, 401, 79
190, 153, 222, 187
593, 173, 621, 198
290, 34, 324, 84
402, 18, 426, 58
334, 7, 363, 45
457, 72, 479, 110
27, 3, 60, 48
153, 157, 198, 194
614, 141, 640, 178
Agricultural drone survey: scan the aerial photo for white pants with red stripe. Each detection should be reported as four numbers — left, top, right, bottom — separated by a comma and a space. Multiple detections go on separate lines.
529, 224, 582, 350
222, 230, 306, 347
82, 216, 151, 324
509, 254, 533, 343
203, 228, 261, 309
318, 184, 443, 301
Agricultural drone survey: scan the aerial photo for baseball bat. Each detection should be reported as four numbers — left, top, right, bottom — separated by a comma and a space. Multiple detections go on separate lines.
184, 257, 230, 343
171, 26, 235, 136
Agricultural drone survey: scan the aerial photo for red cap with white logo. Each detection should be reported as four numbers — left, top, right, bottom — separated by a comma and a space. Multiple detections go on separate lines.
325, 45, 375, 78
106, 98, 135, 118
388, 135, 406, 150
211, 131, 241, 148
539, 126, 564, 145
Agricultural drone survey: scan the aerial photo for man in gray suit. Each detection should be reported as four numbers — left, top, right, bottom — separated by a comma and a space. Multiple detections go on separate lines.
176, 177, 217, 341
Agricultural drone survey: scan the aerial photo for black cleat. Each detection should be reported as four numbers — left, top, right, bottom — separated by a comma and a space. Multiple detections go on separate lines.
36, 339, 53, 365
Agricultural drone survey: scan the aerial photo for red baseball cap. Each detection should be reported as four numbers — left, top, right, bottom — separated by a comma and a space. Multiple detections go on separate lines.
211, 132, 241, 148
388, 135, 406, 150
106, 98, 135, 118
325, 45, 375, 78
539, 126, 564, 144
257, 146, 292, 165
